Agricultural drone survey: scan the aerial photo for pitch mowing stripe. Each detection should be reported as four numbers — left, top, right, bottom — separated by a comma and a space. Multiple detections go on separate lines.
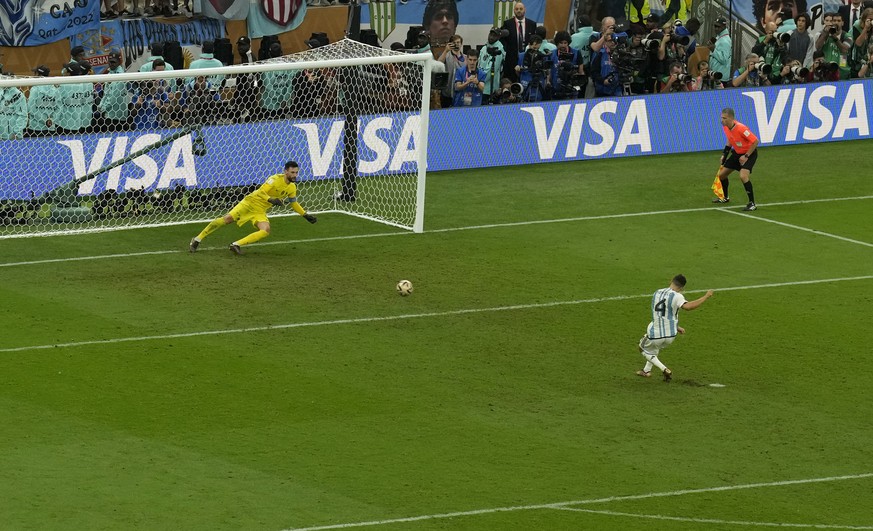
1, 195, 871, 269
553, 507, 873, 529
1, 275, 872, 353
281, 473, 873, 531
722, 209, 873, 248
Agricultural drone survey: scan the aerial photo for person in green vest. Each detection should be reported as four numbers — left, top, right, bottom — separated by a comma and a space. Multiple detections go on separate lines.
98, 51, 131, 131
188, 40, 225, 88
56, 61, 95, 134
26, 65, 58, 137
0, 76, 27, 140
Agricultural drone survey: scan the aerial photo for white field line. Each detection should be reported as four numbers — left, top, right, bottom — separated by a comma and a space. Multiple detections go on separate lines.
1, 195, 871, 269
553, 507, 873, 530
281, 473, 873, 531
2, 275, 872, 354
721, 209, 873, 248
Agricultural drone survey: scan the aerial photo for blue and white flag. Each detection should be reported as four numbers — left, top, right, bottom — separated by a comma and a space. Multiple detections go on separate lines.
246, 0, 307, 39
1, 0, 101, 46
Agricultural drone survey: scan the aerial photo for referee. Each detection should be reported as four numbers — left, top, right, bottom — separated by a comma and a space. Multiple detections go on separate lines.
715, 107, 759, 211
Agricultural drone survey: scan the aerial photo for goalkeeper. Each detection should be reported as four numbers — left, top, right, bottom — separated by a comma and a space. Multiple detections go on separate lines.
189, 161, 317, 255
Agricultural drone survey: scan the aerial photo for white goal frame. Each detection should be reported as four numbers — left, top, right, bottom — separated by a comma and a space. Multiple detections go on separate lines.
0, 39, 433, 238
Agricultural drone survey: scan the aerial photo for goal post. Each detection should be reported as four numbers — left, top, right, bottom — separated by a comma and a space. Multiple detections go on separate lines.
0, 39, 433, 239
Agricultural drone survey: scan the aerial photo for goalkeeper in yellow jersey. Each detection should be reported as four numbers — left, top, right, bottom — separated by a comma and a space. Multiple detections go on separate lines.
189, 160, 317, 254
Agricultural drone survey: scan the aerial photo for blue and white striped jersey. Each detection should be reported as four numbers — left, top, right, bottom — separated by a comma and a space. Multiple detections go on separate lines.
647, 287, 687, 339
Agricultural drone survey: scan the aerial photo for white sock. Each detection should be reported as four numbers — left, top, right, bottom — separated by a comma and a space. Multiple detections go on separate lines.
645, 354, 666, 372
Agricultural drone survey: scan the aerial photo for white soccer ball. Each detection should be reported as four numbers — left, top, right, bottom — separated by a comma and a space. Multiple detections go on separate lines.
396, 279, 413, 296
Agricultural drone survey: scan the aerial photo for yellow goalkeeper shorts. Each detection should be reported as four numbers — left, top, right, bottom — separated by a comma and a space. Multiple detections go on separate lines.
229, 199, 269, 227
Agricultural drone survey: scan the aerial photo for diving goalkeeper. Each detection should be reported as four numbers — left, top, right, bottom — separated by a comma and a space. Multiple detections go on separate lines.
189, 161, 317, 255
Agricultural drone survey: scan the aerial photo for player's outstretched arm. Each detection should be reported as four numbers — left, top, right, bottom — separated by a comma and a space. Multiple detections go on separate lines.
683, 290, 714, 311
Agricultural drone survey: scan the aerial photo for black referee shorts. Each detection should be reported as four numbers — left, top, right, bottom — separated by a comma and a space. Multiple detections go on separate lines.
723, 149, 757, 172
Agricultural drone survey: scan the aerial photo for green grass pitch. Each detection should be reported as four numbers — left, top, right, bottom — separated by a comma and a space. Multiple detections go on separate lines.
1, 139, 871, 530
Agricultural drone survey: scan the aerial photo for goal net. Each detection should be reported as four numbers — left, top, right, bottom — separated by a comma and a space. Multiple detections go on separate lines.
0, 39, 432, 239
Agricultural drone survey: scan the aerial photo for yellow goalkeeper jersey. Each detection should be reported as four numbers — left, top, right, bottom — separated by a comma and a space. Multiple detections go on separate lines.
245, 173, 300, 211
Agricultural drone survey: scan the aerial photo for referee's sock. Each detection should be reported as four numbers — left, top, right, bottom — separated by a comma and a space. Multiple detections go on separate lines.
720, 178, 730, 199
743, 181, 755, 203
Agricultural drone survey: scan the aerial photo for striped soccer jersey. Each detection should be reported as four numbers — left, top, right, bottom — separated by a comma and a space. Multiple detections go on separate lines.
647, 287, 687, 339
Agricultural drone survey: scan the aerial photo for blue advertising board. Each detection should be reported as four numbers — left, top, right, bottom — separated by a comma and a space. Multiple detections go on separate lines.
1, 80, 870, 200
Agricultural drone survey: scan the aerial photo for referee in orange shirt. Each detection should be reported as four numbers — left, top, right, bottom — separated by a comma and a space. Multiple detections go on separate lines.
715, 107, 758, 211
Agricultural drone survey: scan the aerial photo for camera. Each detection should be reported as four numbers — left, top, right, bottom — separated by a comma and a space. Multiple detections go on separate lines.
789, 65, 809, 77
675, 73, 693, 83
754, 60, 773, 75
641, 31, 662, 50
829, 26, 838, 35
486, 45, 501, 57
705, 71, 724, 81
778, 31, 792, 44
522, 49, 552, 76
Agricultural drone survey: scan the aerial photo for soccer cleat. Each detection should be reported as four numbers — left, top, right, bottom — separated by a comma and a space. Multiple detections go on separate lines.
663, 368, 673, 382
229, 243, 243, 255
636, 370, 651, 378
712, 197, 730, 204
743, 202, 757, 211
189, 238, 200, 252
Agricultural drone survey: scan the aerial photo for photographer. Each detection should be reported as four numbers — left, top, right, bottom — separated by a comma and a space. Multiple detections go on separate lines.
515, 34, 551, 101
806, 50, 841, 81
479, 28, 507, 103
623, 29, 652, 95
590, 35, 623, 97
815, 12, 851, 79
453, 48, 487, 107
589, 16, 617, 56
550, 31, 586, 99
731, 53, 768, 87
752, 21, 788, 84
775, 59, 809, 83
438, 34, 466, 107
849, 8, 873, 77
659, 61, 692, 93
495, 77, 521, 104
857, 46, 873, 77
691, 60, 724, 90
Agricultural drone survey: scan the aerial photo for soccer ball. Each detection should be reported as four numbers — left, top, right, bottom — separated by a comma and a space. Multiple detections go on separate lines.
396, 279, 413, 296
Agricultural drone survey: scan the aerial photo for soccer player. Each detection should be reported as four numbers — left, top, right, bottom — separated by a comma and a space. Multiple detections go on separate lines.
637, 274, 714, 382
189, 161, 317, 255
715, 107, 760, 211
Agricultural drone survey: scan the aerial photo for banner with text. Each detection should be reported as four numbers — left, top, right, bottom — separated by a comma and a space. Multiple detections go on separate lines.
0, 80, 869, 200
1, 0, 100, 46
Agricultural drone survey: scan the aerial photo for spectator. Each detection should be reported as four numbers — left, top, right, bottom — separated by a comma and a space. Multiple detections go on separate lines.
132, 59, 170, 129
26, 65, 58, 137
708, 16, 732, 81
453, 48, 486, 107
97, 51, 131, 131
478, 27, 506, 103
437, 34, 465, 107
56, 61, 95, 134
840, 0, 865, 30
500, 2, 537, 81
0, 77, 27, 140
787, 13, 813, 65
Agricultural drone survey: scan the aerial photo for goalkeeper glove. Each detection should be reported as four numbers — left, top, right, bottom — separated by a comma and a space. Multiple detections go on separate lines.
303, 213, 317, 224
